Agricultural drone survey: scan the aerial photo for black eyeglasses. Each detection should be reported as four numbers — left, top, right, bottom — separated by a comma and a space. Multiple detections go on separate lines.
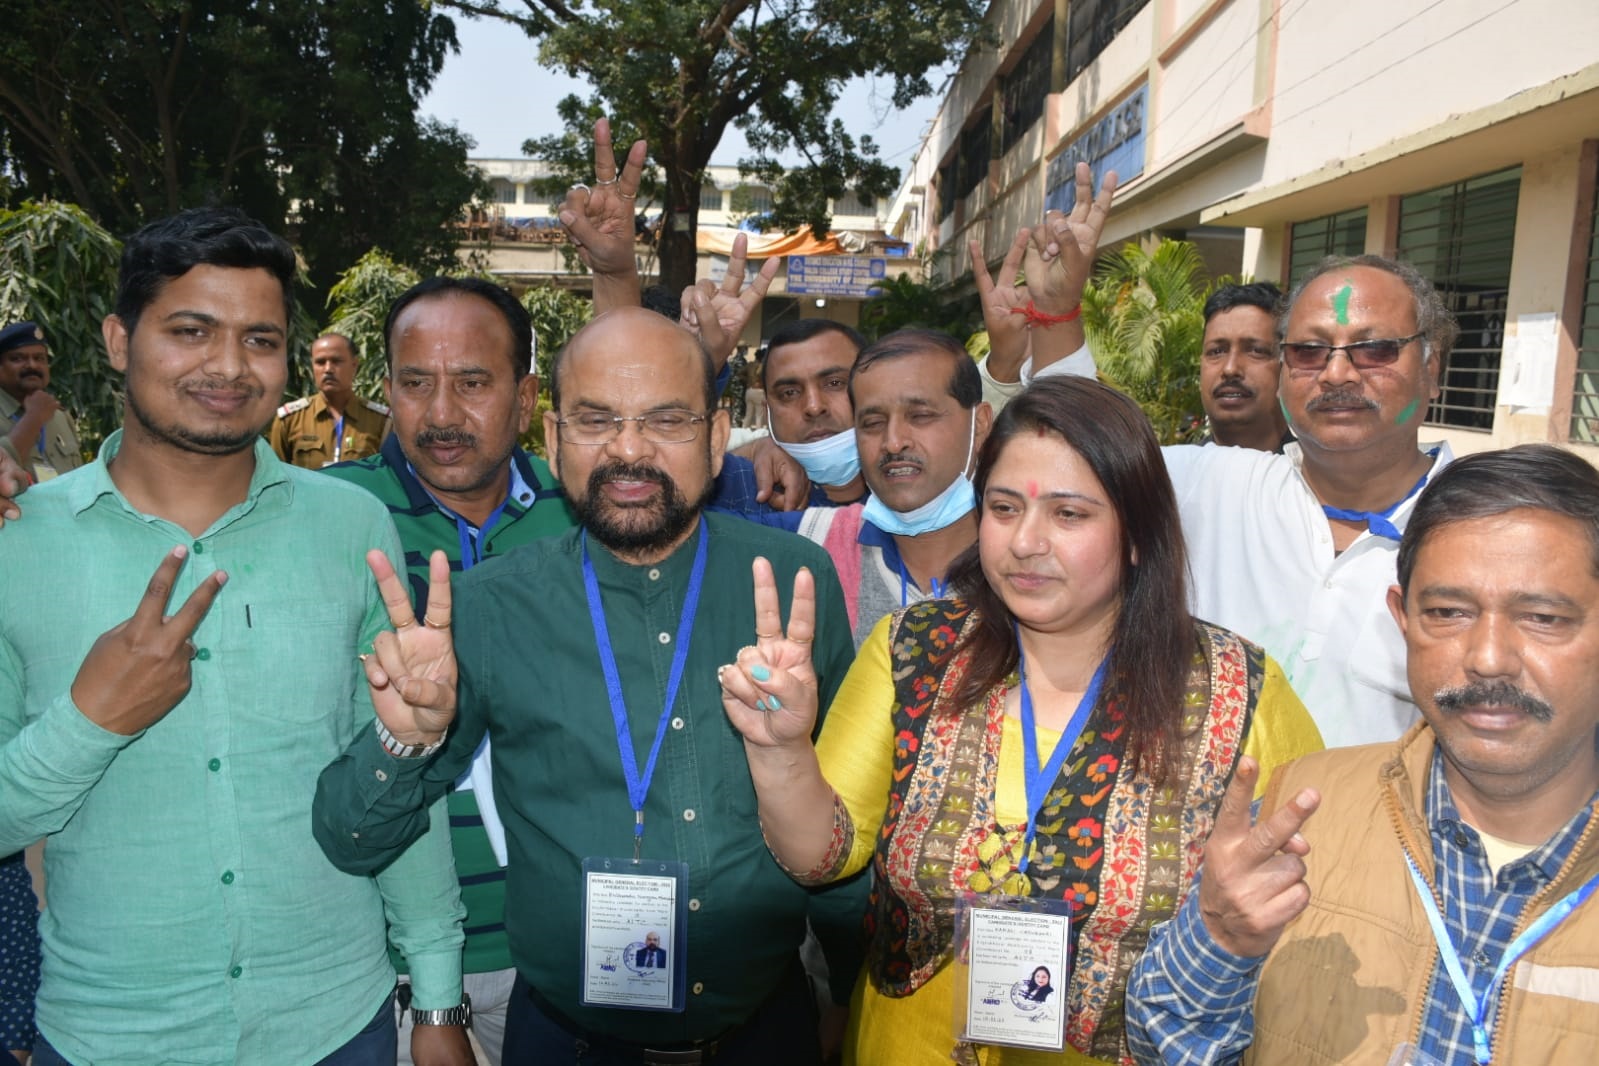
1280, 332, 1425, 371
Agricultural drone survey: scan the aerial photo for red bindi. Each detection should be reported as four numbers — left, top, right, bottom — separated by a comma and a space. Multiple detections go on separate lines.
1025, 480, 1039, 499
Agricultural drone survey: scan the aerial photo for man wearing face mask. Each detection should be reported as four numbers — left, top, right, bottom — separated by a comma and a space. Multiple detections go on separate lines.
785, 329, 993, 648
761, 321, 869, 506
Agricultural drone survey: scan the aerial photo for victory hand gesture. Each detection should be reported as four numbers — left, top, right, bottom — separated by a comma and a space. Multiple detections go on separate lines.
971, 227, 1034, 375
363, 549, 457, 746
560, 116, 648, 279
719, 558, 819, 748
1034, 162, 1119, 312
1198, 757, 1321, 958
682, 232, 781, 372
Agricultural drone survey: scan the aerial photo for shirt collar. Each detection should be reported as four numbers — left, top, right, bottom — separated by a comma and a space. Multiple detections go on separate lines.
379, 432, 544, 525
857, 514, 906, 574
1426, 749, 1596, 884
66, 429, 291, 520
1285, 439, 1455, 535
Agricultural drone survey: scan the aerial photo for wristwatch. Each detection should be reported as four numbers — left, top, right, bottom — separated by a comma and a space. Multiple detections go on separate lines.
412, 993, 471, 1027
375, 719, 446, 759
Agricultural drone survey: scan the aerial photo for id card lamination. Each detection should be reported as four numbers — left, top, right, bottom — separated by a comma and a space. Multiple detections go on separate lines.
953, 894, 1072, 1051
580, 857, 688, 1012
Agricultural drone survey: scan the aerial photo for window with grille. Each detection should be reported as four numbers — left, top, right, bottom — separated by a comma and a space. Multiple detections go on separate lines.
1066, 0, 1152, 85
733, 185, 774, 216
832, 191, 874, 217
1568, 177, 1599, 442
1001, 19, 1054, 155
700, 185, 725, 212
937, 160, 957, 223
490, 179, 517, 204
1287, 208, 1368, 283
1396, 167, 1520, 430
956, 118, 992, 202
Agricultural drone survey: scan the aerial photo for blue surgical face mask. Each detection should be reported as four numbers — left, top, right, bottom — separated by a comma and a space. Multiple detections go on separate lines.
861, 410, 978, 536
773, 425, 861, 488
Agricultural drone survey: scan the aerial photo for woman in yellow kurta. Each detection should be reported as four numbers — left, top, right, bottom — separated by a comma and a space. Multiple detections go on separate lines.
720, 377, 1322, 1065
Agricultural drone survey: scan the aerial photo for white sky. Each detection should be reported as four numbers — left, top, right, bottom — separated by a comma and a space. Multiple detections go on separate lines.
419, 14, 949, 174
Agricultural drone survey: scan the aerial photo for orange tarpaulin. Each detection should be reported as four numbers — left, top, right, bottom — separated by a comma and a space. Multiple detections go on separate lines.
694, 227, 844, 257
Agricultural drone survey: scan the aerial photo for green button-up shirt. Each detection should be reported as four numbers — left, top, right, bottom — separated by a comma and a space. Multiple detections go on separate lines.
315, 511, 861, 1044
0, 433, 463, 1065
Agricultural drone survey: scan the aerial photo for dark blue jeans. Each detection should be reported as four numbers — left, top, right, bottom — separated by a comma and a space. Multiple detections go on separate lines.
32, 992, 396, 1066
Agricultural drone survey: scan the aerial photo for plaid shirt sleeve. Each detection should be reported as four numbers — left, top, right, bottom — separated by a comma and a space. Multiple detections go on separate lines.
1126, 875, 1262, 1065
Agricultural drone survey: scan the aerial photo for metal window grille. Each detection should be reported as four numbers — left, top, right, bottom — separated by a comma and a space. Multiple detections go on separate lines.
1287, 208, 1368, 283
1569, 176, 1599, 442
956, 118, 992, 202
699, 185, 724, 212
491, 179, 517, 205
1067, 0, 1152, 85
1000, 20, 1054, 155
1396, 167, 1520, 430
937, 160, 958, 222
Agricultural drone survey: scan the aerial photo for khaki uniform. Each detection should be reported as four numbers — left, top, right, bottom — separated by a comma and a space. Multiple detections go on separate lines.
0, 388, 84, 482
267, 392, 390, 469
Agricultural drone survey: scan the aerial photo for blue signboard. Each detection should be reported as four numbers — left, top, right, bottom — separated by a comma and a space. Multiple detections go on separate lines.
1045, 84, 1147, 214
786, 256, 888, 298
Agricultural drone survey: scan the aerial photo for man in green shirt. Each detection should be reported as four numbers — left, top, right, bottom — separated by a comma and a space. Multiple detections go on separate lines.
0, 208, 467, 1066
326, 276, 575, 1064
316, 307, 860, 1063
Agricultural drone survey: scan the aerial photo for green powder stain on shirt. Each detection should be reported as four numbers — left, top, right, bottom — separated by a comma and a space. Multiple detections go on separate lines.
1333, 283, 1353, 325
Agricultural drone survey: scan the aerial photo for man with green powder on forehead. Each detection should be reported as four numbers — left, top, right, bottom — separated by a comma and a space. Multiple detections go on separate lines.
1024, 251, 1453, 749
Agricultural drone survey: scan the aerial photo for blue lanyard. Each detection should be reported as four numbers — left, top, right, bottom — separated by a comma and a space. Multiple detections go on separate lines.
456, 499, 511, 569
1404, 853, 1599, 1064
1016, 640, 1109, 875
1321, 454, 1436, 540
581, 522, 708, 861
896, 558, 945, 606
332, 414, 346, 463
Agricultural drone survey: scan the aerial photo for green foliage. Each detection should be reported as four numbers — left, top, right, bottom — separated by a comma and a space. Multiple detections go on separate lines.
0, 2, 482, 297
0, 202, 123, 454
519, 284, 591, 457
442, 0, 987, 293
1081, 240, 1210, 444
324, 250, 423, 405
859, 273, 981, 341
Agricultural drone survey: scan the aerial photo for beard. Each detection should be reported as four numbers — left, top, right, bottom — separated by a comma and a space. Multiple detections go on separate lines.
125, 376, 269, 456
568, 456, 714, 557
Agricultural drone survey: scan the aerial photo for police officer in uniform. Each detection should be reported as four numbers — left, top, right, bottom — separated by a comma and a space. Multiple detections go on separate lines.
268, 332, 390, 467
0, 320, 83, 483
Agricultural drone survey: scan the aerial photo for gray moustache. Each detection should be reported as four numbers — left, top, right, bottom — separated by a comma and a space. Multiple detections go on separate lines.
1434, 681, 1553, 723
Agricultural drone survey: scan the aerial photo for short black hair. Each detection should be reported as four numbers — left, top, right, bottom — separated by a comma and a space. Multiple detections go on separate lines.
114, 208, 297, 336
762, 319, 867, 390
848, 328, 979, 409
550, 312, 718, 411
383, 276, 533, 381
1203, 281, 1283, 323
1398, 444, 1599, 597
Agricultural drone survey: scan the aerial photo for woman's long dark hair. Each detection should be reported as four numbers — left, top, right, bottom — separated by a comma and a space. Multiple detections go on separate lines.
947, 377, 1192, 782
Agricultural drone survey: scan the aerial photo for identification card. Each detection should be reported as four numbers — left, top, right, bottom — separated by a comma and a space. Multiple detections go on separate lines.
1387, 1045, 1447, 1066
580, 856, 688, 1012
952, 894, 1072, 1051
32, 461, 58, 482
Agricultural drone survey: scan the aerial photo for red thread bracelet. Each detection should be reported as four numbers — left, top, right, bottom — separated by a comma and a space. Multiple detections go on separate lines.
1007, 300, 1081, 327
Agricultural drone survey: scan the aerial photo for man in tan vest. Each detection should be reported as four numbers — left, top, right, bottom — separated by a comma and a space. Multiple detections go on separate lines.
1127, 444, 1599, 1066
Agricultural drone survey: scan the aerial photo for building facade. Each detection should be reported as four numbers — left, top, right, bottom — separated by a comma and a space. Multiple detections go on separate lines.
889, 0, 1599, 457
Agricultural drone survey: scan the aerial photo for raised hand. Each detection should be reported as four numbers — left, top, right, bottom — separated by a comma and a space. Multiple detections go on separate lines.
559, 117, 648, 283
719, 558, 820, 748
70, 546, 228, 735
363, 549, 457, 746
748, 435, 812, 512
681, 232, 781, 371
0, 448, 25, 525
1034, 162, 1119, 312
971, 228, 1034, 376
1198, 757, 1321, 958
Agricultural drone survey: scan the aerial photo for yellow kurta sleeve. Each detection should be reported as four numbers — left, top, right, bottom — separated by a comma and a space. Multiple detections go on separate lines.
1242, 654, 1324, 798
814, 613, 899, 879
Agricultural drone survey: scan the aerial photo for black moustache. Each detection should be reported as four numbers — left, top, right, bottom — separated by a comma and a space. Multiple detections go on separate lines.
1433, 681, 1554, 723
415, 430, 476, 448
1306, 389, 1378, 412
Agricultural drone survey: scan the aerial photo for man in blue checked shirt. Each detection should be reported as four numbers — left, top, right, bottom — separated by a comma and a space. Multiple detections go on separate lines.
1126, 444, 1599, 1066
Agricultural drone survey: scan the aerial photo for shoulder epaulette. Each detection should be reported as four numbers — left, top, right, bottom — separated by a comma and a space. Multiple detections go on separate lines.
276, 396, 313, 417
364, 398, 390, 416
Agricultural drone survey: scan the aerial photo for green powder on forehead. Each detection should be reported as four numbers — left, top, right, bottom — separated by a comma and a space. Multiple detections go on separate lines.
1332, 282, 1353, 325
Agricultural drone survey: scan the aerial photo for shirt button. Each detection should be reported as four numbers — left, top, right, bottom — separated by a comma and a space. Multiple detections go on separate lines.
208, 758, 221, 772
683, 809, 696, 822
1453, 829, 1472, 848
375, 769, 389, 783
688, 898, 701, 911
692, 982, 704, 995
648, 568, 661, 581
220, 870, 234, 885
192, 542, 205, 555
671, 717, 685, 731
1473, 950, 1492, 967
658, 632, 671, 645
1323, 579, 1334, 590
195, 647, 211, 661
229, 965, 243, 979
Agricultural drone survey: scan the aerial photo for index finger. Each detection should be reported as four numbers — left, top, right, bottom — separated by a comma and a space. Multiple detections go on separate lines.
422, 550, 451, 629
999, 227, 1029, 282
1079, 168, 1119, 239
592, 117, 619, 183
1247, 787, 1320, 861
970, 239, 996, 298
751, 556, 783, 642
366, 548, 418, 631
135, 546, 191, 623
1212, 756, 1260, 841
722, 234, 750, 296
166, 569, 229, 638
